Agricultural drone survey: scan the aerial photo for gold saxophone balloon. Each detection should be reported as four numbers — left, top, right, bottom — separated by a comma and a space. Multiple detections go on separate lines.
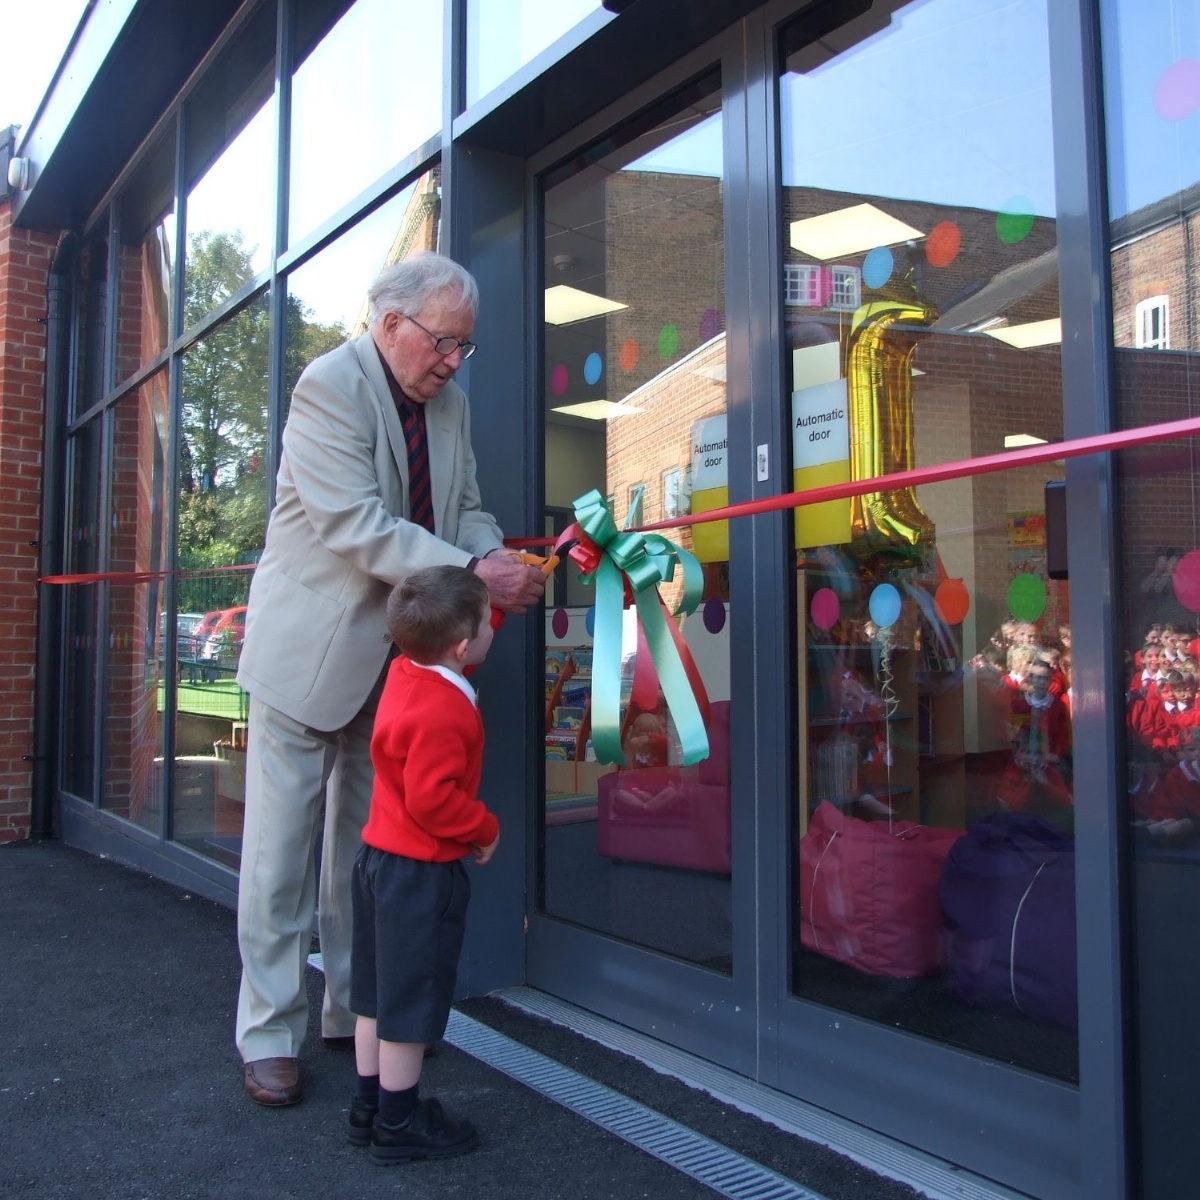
846, 298, 937, 550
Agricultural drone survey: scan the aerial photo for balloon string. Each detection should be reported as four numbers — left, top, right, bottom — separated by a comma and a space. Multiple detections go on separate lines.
877, 625, 898, 832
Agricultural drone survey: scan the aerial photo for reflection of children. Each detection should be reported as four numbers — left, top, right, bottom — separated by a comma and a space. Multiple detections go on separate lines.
625, 711, 669, 769
1135, 728, 1200, 841
998, 658, 1073, 812
610, 711, 685, 815
348, 566, 498, 1163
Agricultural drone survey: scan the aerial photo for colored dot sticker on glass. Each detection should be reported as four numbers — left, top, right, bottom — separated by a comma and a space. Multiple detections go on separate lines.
868, 583, 902, 629
862, 246, 894, 290
1154, 58, 1200, 121
619, 339, 639, 373
699, 308, 724, 342
550, 364, 569, 396
996, 197, 1035, 245
583, 352, 603, 386
585, 605, 596, 638
658, 324, 679, 360
810, 587, 840, 631
1007, 573, 1047, 623
926, 221, 962, 268
1172, 549, 1200, 613
934, 578, 971, 626
703, 598, 727, 634
551, 608, 569, 639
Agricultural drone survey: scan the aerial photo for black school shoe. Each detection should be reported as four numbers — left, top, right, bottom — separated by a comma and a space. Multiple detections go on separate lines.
347, 1095, 378, 1147
369, 1097, 479, 1165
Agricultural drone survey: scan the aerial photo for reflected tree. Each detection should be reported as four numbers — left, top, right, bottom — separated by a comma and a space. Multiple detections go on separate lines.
178, 230, 345, 610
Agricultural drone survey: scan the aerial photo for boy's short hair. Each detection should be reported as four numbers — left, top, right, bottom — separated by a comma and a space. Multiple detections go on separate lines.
387, 565, 490, 664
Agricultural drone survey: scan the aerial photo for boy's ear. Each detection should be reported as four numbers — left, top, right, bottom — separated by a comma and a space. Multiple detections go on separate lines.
452, 637, 471, 663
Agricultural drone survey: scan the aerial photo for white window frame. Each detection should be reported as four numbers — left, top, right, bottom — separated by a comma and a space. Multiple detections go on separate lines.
1135, 295, 1170, 349
784, 262, 861, 311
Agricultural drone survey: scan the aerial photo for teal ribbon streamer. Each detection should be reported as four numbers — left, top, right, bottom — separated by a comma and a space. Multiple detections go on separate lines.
569, 490, 709, 766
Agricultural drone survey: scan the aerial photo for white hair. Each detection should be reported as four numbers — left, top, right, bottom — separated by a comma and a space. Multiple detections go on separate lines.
367, 251, 479, 325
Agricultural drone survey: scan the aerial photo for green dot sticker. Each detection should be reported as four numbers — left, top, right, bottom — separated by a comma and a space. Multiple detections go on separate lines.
996, 197, 1035, 245
658, 324, 679, 359
1007, 572, 1047, 623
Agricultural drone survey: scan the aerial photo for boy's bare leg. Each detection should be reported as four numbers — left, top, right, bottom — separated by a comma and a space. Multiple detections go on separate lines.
378, 1040, 426, 1092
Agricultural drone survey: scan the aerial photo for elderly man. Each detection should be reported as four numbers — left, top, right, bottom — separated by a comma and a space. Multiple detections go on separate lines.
234, 252, 544, 1106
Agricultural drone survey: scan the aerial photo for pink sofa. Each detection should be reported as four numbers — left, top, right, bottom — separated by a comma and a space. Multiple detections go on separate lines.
596, 701, 731, 873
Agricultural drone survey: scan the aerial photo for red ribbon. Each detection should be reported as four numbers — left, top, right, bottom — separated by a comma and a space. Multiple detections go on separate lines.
39, 414, 1200, 584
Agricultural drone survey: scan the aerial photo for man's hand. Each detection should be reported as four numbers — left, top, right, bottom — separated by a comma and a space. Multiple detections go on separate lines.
473, 553, 546, 614
472, 831, 500, 864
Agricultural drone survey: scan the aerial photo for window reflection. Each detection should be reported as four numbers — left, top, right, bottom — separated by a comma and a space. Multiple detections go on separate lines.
1102, 1, 1200, 1194
102, 374, 172, 832
62, 420, 103, 799
116, 128, 175, 385
466, 0, 609, 107
781, 0, 1076, 1082
174, 296, 270, 863
541, 75, 732, 971
183, 0, 275, 329
288, 0, 443, 247
285, 170, 441, 400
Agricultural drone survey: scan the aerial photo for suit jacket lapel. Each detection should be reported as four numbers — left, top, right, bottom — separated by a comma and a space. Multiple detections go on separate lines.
424, 389, 456, 530
354, 333, 409, 492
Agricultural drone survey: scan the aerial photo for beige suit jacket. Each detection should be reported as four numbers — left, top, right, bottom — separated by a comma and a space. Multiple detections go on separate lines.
236, 332, 504, 730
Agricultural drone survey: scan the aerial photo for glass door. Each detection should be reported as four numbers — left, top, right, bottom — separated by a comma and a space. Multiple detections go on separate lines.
528, 66, 755, 1068
773, 2, 1080, 1195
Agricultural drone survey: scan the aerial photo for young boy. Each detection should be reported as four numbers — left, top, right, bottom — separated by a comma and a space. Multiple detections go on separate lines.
347, 565, 499, 1164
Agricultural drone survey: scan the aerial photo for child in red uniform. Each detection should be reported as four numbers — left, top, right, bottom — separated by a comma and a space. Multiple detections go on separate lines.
348, 565, 499, 1164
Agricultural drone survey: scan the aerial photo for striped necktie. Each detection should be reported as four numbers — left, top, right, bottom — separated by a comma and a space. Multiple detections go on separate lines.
398, 397, 435, 532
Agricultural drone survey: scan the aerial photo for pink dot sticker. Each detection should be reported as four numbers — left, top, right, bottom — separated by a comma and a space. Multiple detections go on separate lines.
551, 364, 569, 396
1173, 549, 1200, 612
551, 608, 569, 639
811, 587, 840, 630
1154, 58, 1200, 121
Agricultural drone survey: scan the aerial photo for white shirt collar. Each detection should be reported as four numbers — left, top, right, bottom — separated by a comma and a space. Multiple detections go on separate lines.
408, 659, 477, 705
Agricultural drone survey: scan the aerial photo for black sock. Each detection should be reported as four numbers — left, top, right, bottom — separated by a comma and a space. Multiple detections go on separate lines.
356, 1073, 380, 1105
378, 1083, 419, 1127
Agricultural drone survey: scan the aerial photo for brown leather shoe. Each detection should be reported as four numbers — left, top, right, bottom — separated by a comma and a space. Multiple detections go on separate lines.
244, 1057, 302, 1106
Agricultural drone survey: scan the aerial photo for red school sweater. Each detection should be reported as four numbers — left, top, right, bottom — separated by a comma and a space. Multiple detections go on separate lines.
361, 657, 500, 862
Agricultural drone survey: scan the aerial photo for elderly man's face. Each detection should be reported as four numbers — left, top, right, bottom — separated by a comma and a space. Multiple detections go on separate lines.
376, 291, 475, 402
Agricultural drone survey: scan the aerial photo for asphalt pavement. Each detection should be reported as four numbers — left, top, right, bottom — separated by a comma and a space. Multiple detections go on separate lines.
1, 838, 933, 1200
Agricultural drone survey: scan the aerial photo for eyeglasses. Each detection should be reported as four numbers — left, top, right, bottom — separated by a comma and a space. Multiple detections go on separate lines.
404, 314, 477, 360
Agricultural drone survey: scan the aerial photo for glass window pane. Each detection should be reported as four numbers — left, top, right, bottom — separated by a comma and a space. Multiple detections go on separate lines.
466, 0, 610, 108
285, 169, 441, 400
1101, 1, 1200, 1194
74, 231, 109, 416
174, 295, 270, 862
62, 419, 104, 799
102, 373, 172, 833
288, 0, 443, 247
541, 74, 731, 971
183, 0, 276, 329
781, 0, 1075, 1082
116, 128, 176, 386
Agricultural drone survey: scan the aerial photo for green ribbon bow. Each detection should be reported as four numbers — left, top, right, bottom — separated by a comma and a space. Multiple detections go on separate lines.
566, 490, 709, 767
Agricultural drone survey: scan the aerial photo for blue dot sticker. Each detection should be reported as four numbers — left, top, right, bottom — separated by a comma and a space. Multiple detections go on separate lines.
584, 352, 603, 386
868, 583, 902, 628
585, 606, 596, 637
862, 246, 894, 290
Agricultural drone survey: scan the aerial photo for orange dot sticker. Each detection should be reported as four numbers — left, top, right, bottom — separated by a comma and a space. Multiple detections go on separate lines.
934, 578, 971, 625
926, 221, 962, 268
619, 339, 640, 373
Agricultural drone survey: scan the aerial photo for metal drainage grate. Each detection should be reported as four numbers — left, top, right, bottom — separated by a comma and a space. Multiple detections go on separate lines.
445, 1010, 829, 1200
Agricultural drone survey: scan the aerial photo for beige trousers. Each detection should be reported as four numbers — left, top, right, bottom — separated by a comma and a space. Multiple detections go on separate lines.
234, 682, 382, 1062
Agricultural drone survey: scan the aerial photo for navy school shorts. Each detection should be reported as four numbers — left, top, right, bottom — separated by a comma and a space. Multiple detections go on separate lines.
349, 843, 471, 1044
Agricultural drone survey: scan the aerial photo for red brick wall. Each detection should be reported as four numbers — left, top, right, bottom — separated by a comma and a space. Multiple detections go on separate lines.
0, 202, 55, 842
